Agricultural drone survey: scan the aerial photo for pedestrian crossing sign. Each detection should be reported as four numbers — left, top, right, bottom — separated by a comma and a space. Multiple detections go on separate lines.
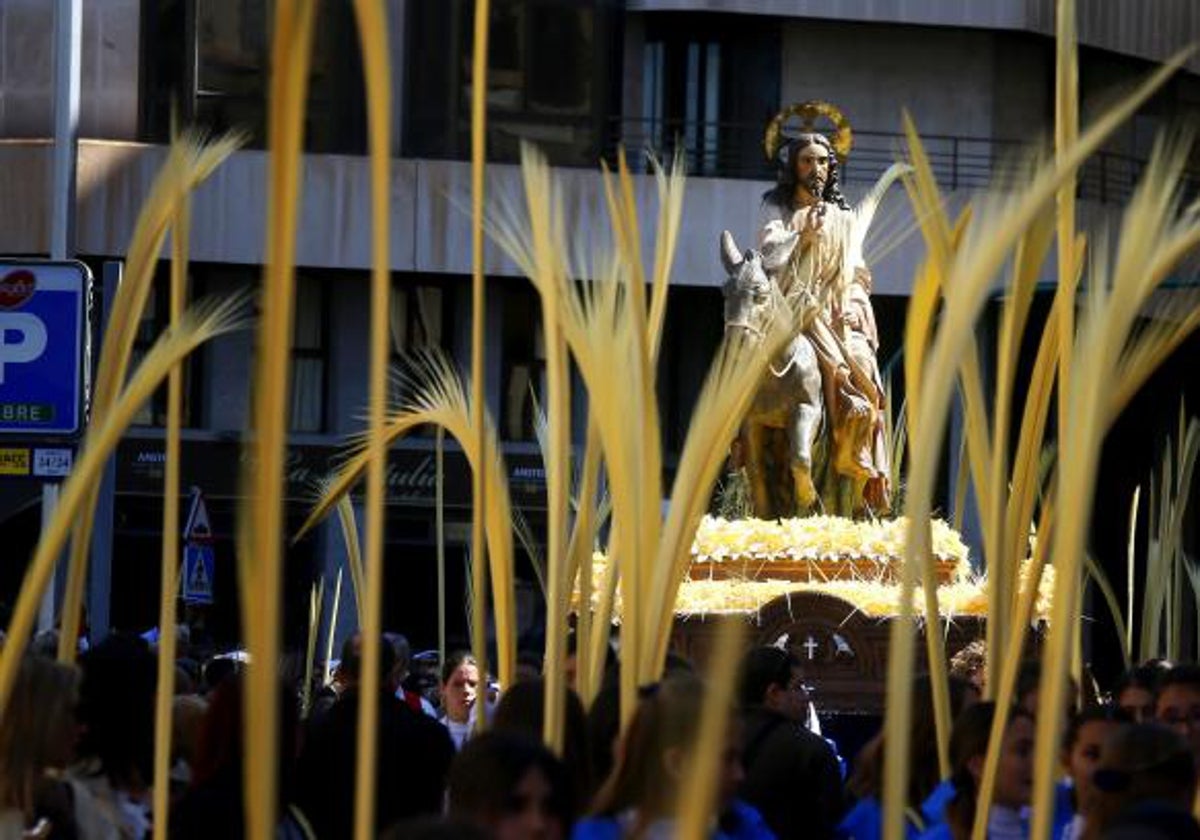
182, 543, 215, 605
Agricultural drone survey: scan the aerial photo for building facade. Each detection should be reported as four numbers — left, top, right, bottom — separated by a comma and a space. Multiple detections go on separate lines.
0, 0, 1196, 655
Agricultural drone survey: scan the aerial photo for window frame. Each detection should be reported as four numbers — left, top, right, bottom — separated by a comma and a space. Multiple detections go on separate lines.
289, 274, 331, 435
130, 269, 205, 429
139, 0, 366, 153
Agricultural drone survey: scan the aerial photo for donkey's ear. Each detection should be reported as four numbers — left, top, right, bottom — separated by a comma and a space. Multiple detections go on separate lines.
720, 230, 743, 274
760, 229, 800, 272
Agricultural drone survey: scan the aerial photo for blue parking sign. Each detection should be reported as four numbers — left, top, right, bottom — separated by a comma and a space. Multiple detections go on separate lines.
0, 261, 90, 437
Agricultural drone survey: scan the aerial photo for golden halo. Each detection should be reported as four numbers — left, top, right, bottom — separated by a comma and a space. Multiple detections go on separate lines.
763, 100, 853, 163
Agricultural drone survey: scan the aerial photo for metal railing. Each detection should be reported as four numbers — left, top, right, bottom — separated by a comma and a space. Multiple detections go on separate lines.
159, 102, 1196, 206
601, 117, 1199, 205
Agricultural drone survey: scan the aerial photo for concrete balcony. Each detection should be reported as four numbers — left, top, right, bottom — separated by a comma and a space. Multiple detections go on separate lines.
0, 137, 1153, 296
626, 0, 1200, 74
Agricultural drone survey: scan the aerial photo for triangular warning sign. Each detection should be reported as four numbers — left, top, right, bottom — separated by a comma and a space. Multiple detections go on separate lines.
183, 487, 213, 542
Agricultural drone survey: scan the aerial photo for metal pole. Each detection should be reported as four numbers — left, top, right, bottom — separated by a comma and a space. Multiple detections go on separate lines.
50, 0, 82, 261
37, 484, 62, 634
183, 0, 198, 125
950, 137, 959, 192
40, 0, 82, 641
436, 427, 446, 669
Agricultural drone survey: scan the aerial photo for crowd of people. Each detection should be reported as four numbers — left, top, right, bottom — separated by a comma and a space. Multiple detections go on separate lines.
2, 624, 1200, 839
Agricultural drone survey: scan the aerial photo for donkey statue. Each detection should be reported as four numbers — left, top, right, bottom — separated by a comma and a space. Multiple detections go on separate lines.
720, 229, 824, 518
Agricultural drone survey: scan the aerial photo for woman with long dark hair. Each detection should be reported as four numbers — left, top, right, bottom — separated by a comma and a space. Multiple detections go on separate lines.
0, 657, 107, 839
575, 677, 771, 839
838, 676, 974, 839
169, 673, 312, 839
493, 679, 594, 812
448, 731, 572, 840
918, 702, 1035, 840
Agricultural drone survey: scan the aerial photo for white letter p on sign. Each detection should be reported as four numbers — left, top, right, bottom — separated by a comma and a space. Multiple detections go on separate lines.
0, 313, 48, 384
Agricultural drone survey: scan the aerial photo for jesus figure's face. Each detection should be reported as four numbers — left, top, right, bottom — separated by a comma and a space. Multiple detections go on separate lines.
793, 142, 830, 201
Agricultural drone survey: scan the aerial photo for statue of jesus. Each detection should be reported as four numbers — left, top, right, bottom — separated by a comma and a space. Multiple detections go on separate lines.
757, 131, 891, 514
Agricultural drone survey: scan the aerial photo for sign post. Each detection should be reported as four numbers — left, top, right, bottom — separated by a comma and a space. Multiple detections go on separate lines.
0, 261, 91, 633
36, 484, 61, 632
51, 0, 81, 263
182, 487, 215, 605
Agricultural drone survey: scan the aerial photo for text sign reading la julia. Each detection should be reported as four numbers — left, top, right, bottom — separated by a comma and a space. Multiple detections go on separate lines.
0, 262, 91, 437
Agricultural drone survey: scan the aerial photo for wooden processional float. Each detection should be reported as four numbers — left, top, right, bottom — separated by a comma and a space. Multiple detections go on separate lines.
579, 515, 1049, 714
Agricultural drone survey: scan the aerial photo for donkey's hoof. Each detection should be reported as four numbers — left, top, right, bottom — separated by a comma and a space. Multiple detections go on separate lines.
793, 469, 818, 509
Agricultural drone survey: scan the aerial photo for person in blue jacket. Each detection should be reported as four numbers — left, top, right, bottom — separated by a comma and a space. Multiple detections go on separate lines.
838, 676, 976, 839
572, 676, 773, 840
917, 702, 1035, 840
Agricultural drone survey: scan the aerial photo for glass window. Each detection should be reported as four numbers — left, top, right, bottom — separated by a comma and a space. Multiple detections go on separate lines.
528, 5, 593, 116
130, 271, 202, 428
478, 1, 595, 118
140, 0, 366, 152
193, 0, 270, 143
646, 37, 722, 176
390, 283, 448, 356
477, 1, 598, 164
390, 279, 456, 437
637, 15, 781, 179
501, 284, 545, 442
642, 42, 665, 125
486, 3, 526, 113
290, 275, 327, 433
405, 0, 617, 167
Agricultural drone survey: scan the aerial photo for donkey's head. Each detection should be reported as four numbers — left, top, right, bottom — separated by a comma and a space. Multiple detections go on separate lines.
719, 229, 797, 341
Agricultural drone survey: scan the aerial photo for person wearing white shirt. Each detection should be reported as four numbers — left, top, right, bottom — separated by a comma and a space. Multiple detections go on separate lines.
439, 651, 481, 750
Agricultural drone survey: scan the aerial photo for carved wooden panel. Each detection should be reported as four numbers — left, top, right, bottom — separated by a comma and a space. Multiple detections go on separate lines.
671, 591, 990, 713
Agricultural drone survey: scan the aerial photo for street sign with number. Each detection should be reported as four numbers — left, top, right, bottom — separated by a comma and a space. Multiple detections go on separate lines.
32, 448, 73, 477
0, 261, 90, 437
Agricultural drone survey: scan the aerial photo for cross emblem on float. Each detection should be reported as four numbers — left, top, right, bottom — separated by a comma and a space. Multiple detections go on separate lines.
802, 635, 820, 660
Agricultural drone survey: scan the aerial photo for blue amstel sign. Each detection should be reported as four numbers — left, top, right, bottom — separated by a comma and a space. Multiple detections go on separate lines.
0, 261, 90, 437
